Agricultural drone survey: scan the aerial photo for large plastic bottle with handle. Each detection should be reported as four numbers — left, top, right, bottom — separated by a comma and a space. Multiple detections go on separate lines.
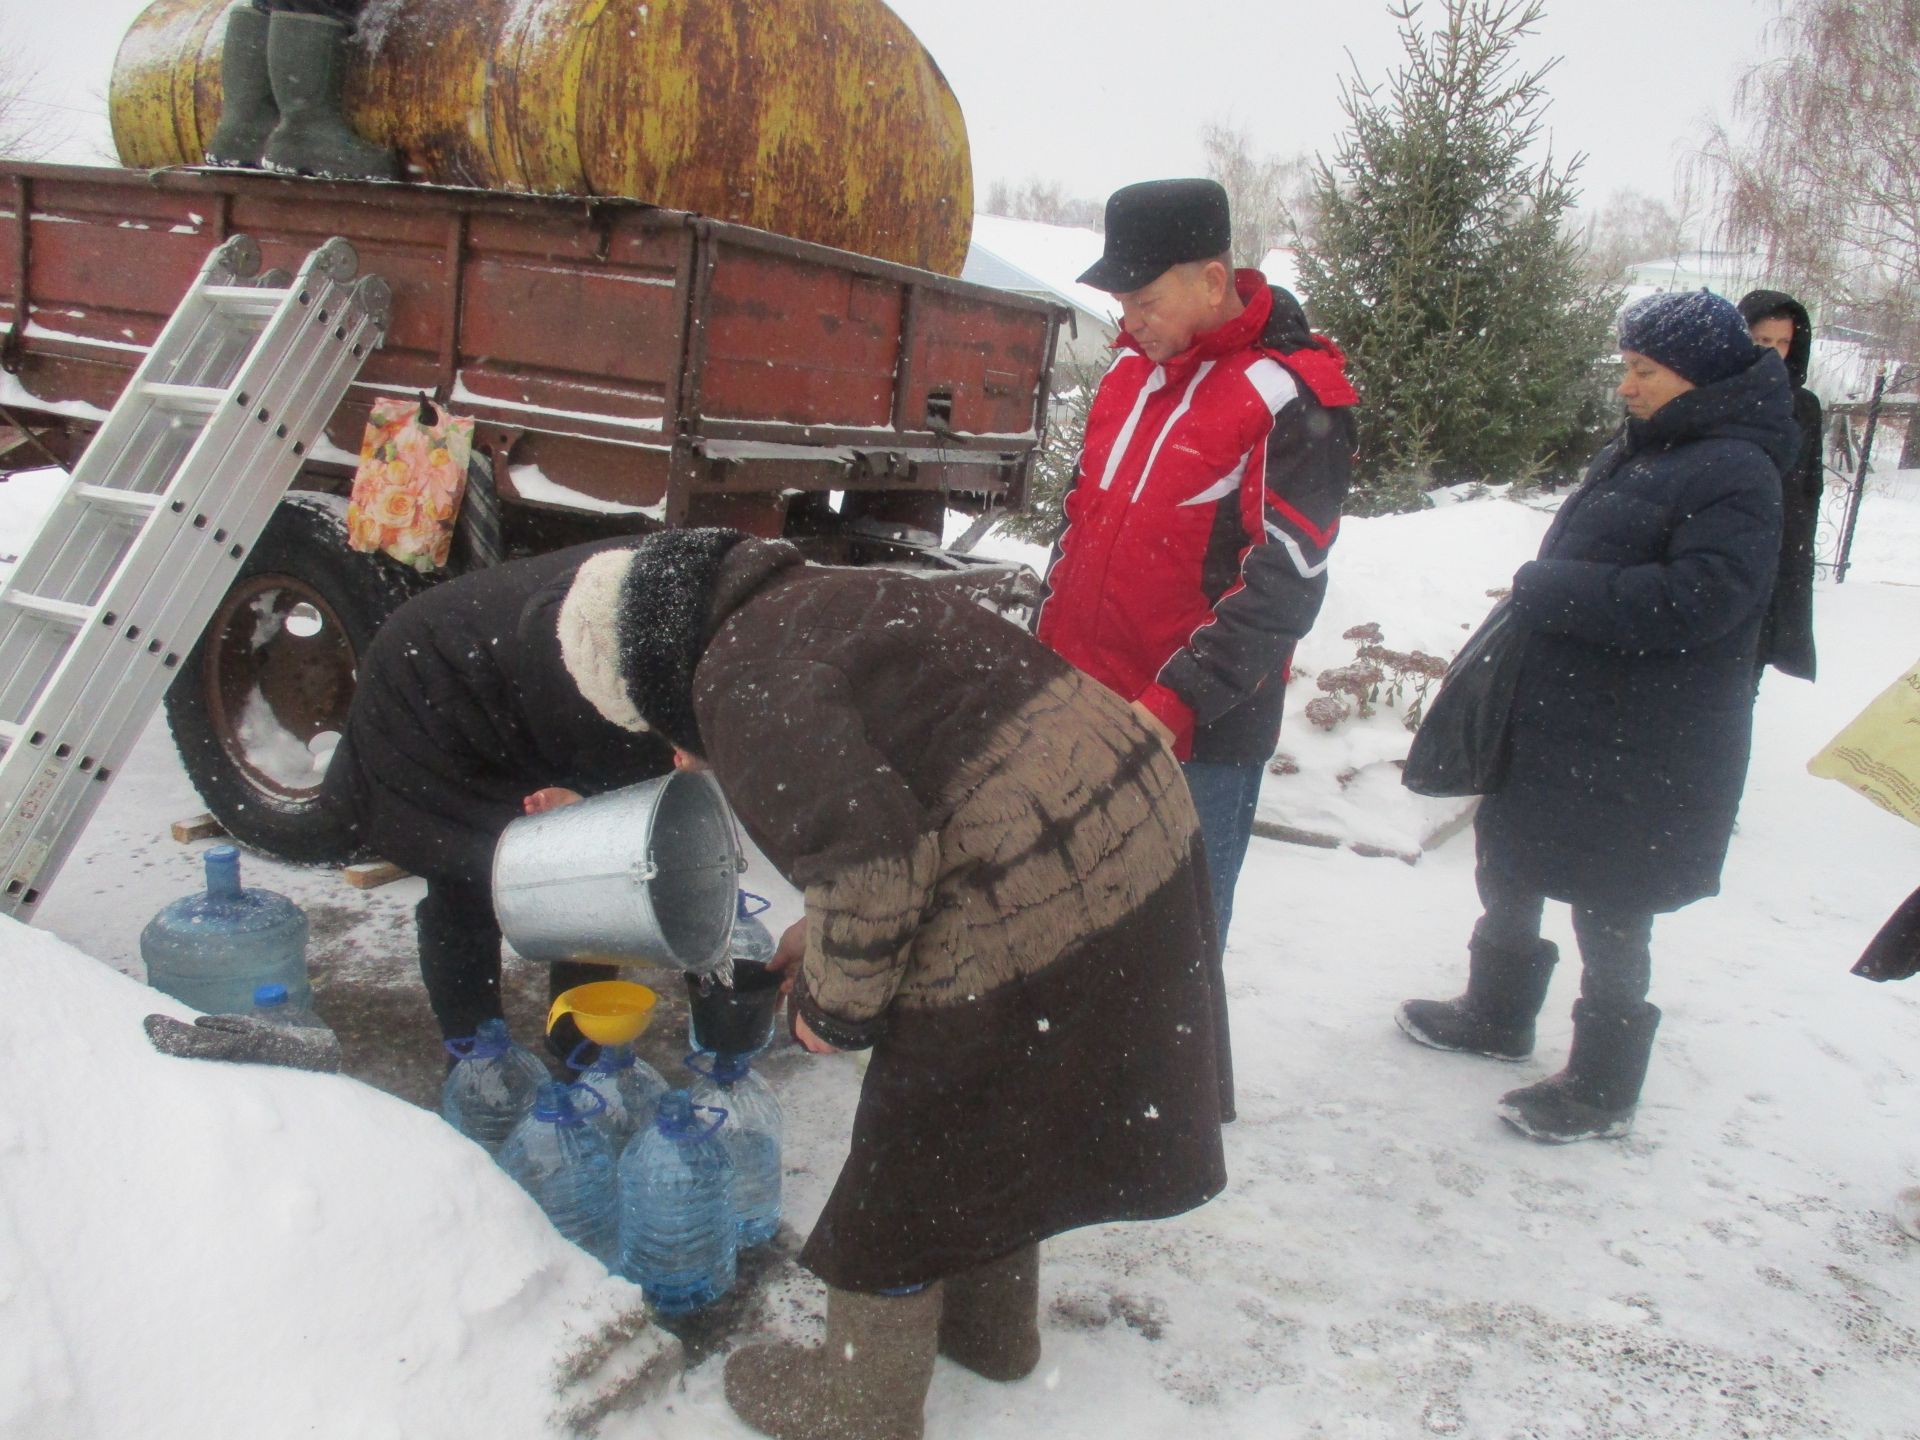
441, 1018, 548, 1153
141, 846, 311, 1015
688, 1051, 783, 1248
497, 1082, 619, 1263
571, 1042, 670, 1155
731, 890, 776, 966
616, 1088, 736, 1313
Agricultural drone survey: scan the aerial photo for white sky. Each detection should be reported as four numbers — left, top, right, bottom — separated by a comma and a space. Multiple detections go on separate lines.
13, 0, 1775, 219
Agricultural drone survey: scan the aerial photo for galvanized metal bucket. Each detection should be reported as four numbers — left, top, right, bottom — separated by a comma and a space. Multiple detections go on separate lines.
492, 772, 741, 976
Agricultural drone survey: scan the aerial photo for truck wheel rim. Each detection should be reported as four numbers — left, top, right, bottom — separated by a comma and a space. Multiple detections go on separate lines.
202, 575, 356, 803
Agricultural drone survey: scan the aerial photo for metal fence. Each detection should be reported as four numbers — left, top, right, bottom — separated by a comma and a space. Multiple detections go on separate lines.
1818, 386, 1915, 581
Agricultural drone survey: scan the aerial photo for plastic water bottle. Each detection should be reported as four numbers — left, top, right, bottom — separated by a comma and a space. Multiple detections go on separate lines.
441, 1018, 549, 1153
571, 1042, 670, 1155
688, 1052, 783, 1248
731, 891, 776, 966
141, 846, 310, 1015
498, 1082, 619, 1264
616, 1089, 736, 1314
249, 982, 331, 1032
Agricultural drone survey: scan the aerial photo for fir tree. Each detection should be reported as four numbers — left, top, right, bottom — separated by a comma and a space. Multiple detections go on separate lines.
1296, 0, 1619, 512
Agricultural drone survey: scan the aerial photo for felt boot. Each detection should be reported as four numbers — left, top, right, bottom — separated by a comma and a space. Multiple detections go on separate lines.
939, 1244, 1040, 1382
205, 6, 276, 167
261, 12, 400, 181
725, 1282, 942, 1440
1497, 998, 1661, 1143
1397, 932, 1558, 1060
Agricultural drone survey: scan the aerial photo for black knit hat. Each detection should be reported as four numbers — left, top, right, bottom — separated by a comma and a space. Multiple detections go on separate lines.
1619, 290, 1759, 387
1077, 178, 1232, 293
556, 528, 747, 754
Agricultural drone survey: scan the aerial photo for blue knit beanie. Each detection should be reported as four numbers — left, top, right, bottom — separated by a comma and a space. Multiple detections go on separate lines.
1619, 290, 1757, 387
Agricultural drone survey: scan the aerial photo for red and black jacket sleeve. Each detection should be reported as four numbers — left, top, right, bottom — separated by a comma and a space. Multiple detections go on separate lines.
1139, 387, 1354, 760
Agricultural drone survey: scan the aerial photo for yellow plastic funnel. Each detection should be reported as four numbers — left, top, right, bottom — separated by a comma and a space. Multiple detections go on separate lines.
548, 981, 658, 1047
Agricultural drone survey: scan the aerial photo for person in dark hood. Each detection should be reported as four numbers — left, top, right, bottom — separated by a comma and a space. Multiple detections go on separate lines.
1738, 289, 1824, 682
320, 540, 674, 1062
1396, 290, 1796, 1144
557, 528, 1226, 1440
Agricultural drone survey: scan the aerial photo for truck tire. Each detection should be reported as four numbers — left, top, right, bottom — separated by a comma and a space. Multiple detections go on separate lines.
165, 492, 432, 863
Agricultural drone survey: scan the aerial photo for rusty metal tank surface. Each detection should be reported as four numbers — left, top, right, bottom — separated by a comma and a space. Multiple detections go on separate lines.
109, 0, 973, 275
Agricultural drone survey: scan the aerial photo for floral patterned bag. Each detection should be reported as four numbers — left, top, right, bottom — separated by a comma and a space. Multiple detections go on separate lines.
346, 396, 474, 570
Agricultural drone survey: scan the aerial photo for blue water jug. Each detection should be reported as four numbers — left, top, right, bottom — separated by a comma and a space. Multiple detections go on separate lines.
498, 1082, 619, 1263
688, 1051, 783, 1248
570, 1042, 670, 1155
441, 1019, 549, 1153
140, 846, 310, 1015
617, 1089, 736, 1314
731, 891, 776, 966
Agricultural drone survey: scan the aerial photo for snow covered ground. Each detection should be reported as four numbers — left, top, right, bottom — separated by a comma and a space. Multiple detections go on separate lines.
2, 471, 1918, 1439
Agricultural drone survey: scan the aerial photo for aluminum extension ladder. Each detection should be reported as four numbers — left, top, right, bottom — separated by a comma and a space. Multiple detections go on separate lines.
0, 235, 390, 920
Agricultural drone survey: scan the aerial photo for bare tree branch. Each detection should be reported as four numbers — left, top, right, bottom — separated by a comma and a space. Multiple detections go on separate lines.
1697, 0, 1920, 354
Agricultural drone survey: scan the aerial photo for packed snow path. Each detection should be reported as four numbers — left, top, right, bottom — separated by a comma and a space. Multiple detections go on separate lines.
3, 478, 1917, 1438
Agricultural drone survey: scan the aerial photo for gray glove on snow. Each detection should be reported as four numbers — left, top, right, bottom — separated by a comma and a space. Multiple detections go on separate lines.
144, 1013, 343, 1074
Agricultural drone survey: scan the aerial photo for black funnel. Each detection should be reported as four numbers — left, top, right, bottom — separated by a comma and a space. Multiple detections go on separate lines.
685, 960, 782, 1055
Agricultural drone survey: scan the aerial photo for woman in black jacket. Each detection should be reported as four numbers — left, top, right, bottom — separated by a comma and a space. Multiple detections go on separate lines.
1739, 288, 1824, 682
321, 540, 674, 1056
1398, 290, 1797, 1143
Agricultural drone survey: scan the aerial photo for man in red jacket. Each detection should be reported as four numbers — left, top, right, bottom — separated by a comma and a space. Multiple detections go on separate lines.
1038, 178, 1357, 1015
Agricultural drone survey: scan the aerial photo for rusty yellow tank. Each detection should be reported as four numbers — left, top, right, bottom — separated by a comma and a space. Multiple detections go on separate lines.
109, 0, 973, 274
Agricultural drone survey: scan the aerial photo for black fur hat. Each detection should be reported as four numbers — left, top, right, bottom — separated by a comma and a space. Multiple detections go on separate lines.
557, 527, 747, 755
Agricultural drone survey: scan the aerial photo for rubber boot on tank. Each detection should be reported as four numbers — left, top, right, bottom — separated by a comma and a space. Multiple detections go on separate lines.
938, 1243, 1040, 1382
205, 5, 276, 167
260, 12, 400, 181
1396, 931, 1558, 1061
725, 1282, 942, 1440
1497, 998, 1661, 1144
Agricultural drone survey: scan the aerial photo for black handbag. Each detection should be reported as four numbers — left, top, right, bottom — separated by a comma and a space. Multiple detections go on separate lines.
1402, 598, 1525, 798
1853, 884, 1920, 982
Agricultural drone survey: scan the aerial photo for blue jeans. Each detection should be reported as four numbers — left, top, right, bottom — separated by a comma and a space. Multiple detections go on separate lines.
1180, 760, 1264, 952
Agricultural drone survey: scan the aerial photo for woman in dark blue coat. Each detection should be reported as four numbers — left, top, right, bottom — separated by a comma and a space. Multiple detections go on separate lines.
1399, 290, 1798, 1143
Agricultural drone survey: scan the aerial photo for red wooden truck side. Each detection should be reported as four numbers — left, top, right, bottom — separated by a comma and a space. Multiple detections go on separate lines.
0, 163, 1062, 857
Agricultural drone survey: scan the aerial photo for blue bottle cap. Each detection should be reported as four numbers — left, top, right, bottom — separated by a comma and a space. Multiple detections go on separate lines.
204, 845, 243, 898
655, 1088, 696, 1135
530, 1081, 574, 1123
253, 983, 288, 1007
587, 1044, 634, 1073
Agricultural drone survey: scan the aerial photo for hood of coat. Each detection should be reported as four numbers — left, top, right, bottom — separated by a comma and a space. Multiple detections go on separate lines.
1260, 283, 1359, 409
1627, 345, 1799, 472
1737, 289, 1814, 388
557, 530, 801, 755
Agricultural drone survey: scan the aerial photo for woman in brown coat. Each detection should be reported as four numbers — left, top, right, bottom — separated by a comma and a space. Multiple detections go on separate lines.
557, 527, 1226, 1440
